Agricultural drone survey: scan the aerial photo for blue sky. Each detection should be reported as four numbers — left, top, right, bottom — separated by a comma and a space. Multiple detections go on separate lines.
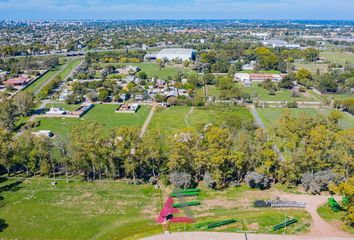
0, 0, 353, 20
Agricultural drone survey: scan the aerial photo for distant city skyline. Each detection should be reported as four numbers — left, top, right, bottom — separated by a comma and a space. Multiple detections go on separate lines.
0, 0, 353, 20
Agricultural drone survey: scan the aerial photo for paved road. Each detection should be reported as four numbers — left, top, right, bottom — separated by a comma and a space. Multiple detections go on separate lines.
143, 232, 353, 240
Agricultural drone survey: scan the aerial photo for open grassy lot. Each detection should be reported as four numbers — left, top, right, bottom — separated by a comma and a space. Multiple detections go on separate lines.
237, 70, 281, 74
149, 106, 253, 136
0, 178, 162, 240
293, 63, 328, 74
0, 178, 312, 240
102, 62, 186, 79
242, 85, 318, 102
317, 204, 354, 234
256, 108, 354, 129
320, 52, 354, 65
34, 104, 151, 136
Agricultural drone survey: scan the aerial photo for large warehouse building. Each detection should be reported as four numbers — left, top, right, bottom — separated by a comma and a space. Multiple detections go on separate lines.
155, 48, 196, 61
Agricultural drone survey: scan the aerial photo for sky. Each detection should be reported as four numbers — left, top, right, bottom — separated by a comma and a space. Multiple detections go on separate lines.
0, 0, 353, 20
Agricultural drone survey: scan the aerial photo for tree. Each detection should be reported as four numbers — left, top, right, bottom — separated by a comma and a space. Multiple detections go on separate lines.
296, 69, 312, 88
278, 73, 295, 89
331, 177, 354, 226
0, 128, 13, 176
13, 91, 35, 117
138, 71, 147, 80
54, 135, 72, 182
318, 74, 338, 93
0, 99, 18, 131
98, 89, 110, 102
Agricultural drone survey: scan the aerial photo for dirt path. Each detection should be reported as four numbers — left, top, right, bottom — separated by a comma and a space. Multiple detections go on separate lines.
275, 192, 351, 237
184, 106, 194, 128
139, 103, 156, 138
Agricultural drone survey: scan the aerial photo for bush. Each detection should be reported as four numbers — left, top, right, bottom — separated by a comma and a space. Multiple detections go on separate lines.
245, 171, 271, 190
287, 101, 298, 108
204, 172, 216, 189
169, 172, 192, 189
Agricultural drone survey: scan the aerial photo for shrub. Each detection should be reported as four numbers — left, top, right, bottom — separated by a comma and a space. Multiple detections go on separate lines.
287, 101, 298, 108
301, 170, 340, 195
169, 172, 192, 189
245, 171, 271, 190
204, 172, 216, 189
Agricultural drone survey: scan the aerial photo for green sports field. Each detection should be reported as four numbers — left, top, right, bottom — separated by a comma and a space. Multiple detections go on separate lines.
34, 104, 151, 136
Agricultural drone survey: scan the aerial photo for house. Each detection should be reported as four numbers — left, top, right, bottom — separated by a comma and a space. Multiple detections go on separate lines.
117, 66, 141, 75
5, 76, 31, 86
155, 48, 196, 61
242, 61, 256, 71
235, 73, 284, 83
135, 94, 144, 101
116, 103, 140, 113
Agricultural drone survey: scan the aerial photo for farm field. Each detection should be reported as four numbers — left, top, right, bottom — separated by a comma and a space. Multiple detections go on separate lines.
256, 108, 354, 129
320, 52, 354, 65
242, 85, 318, 102
34, 104, 151, 136
0, 178, 312, 240
149, 106, 253, 136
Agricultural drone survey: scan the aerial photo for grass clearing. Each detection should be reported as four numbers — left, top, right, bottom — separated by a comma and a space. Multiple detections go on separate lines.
101, 62, 187, 79
149, 106, 253, 136
293, 63, 328, 74
320, 52, 354, 65
0, 178, 162, 240
34, 104, 151, 136
256, 108, 354, 129
0, 178, 312, 240
242, 85, 317, 102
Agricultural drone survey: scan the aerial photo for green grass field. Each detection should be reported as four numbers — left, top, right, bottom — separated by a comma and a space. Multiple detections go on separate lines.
317, 204, 354, 234
293, 63, 328, 74
149, 106, 253, 136
320, 52, 354, 65
256, 108, 354, 129
25, 65, 64, 92
34, 104, 151, 136
0, 178, 162, 240
237, 70, 281, 74
0, 178, 312, 240
45, 102, 81, 111
102, 62, 185, 79
242, 85, 317, 102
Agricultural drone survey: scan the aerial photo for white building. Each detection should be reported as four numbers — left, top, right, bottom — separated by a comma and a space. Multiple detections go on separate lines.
262, 40, 300, 49
156, 48, 196, 61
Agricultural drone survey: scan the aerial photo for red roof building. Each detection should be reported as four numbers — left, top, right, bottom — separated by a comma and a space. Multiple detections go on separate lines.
5, 76, 30, 86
